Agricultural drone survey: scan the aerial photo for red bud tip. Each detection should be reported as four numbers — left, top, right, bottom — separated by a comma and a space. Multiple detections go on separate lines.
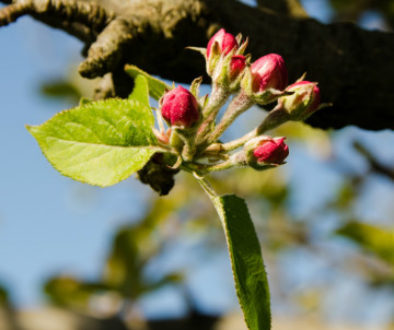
250, 54, 288, 93
207, 28, 238, 58
253, 137, 289, 164
230, 55, 246, 79
160, 86, 200, 127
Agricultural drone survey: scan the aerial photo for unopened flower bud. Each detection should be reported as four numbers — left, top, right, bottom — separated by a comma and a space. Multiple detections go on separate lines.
250, 54, 288, 93
244, 136, 289, 169
280, 81, 321, 120
229, 55, 247, 80
241, 54, 288, 104
160, 86, 200, 128
207, 28, 238, 59
254, 137, 289, 164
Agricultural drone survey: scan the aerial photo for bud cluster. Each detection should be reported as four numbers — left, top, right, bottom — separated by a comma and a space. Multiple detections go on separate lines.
206, 29, 248, 91
154, 28, 326, 176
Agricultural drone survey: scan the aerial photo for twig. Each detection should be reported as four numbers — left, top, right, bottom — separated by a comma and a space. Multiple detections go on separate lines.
0, 1, 31, 27
79, 18, 132, 78
353, 141, 394, 180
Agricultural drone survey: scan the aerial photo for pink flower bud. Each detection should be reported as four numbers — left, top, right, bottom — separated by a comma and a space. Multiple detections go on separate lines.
229, 55, 246, 80
250, 54, 288, 93
286, 80, 320, 113
207, 28, 238, 58
160, 86, 199, 127
253, 137, 289, 165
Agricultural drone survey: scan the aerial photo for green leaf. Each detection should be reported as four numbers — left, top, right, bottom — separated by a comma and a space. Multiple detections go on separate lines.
27, 98, 158, 187
129, 74, 150, 106
212, 193, 271, 330
125, 64, 170, 100
336, 221, 394, 264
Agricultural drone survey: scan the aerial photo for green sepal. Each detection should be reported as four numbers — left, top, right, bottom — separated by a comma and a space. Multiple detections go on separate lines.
190, 76, 203, 99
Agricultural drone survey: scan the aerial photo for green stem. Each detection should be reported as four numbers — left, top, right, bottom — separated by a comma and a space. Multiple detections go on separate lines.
206, 91, 254, 145
220, 105, 291, 152
194, 174, 218, 198
203, 159, 234, 173
222, 129, 258, 151
203, 83, 230, 117
181, 137, 196, 161
255, 106, 290, 135
196, 84, 230, 145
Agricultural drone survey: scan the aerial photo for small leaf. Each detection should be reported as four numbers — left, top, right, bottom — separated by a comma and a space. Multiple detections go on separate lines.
129, 74, 150, 106
27, 98, 158, 187
125, 64, 170, 100
212, 194, 271, 330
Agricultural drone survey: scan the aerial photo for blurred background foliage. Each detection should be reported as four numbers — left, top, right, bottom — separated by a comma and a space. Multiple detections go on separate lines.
329, 0, 394, 28
0, 0, 393, 329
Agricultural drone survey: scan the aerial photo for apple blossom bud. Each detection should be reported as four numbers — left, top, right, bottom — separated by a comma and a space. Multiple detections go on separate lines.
244, 136, 289, 169
253, 137, 289, 164
280, 80, 321, 120
160, 86, 200, 128
229, 55, 247, 80
250, 54, 288, 93
207, 28, 238, 58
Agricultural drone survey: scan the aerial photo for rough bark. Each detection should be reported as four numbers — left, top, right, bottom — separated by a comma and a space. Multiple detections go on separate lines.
1, 0, 393, 130
256, 0, 308, 18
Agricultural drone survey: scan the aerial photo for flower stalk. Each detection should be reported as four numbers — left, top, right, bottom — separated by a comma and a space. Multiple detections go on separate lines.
206, 91, 254, 145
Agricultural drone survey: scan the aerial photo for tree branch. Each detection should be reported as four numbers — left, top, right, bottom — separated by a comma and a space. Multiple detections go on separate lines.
353, 141, 394, 180
79, 18, 133, 78
0, 1, 31, 26
1, 0, 393, 131
0, 0, 114, 42
257, 0, 308, 18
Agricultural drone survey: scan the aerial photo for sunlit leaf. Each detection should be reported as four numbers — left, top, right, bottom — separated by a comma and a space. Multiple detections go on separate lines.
212, 194, 271, 330
27, 97, 158, 187
125, 64, 170, 100
129, 74, 150, 106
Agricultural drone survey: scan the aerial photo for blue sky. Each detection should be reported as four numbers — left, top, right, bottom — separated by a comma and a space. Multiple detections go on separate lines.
0, 1, 393, 324
0, 17, 154, 306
